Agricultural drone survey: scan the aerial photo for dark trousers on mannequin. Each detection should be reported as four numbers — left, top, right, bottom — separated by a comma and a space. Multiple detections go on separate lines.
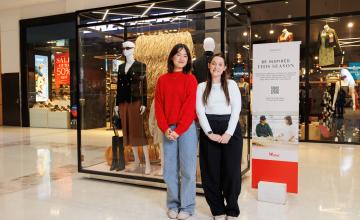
199, 114, 243, 217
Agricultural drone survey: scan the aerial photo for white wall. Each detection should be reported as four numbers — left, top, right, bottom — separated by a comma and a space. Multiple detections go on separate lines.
0, 0, 141, 74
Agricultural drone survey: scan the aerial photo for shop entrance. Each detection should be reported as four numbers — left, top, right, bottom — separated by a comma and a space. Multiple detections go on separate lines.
2, 73, 21, 126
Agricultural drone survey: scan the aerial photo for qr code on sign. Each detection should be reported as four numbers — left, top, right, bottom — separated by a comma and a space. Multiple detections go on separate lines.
271, 86, 279, 94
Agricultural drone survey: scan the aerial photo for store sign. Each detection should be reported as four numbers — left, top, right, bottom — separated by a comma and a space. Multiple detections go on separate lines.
35, 55, 49, 102
252, 42, 300, 194
54, 52, 70, 88
349, 62, 360, 80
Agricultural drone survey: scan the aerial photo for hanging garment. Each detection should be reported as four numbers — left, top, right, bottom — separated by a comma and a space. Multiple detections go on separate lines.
192, 51, 214, 84
318, 28, 341, 67
278, 32, 294, 42
321, 88, 334, 130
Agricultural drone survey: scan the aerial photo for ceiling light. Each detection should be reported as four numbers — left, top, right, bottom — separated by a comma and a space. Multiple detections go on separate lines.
314, 56, 318, 60
102, 10, 109, 21
141, 3, 155, 17
347, 22, 354, 28
228, 5, 237, 10
185, 0, 202, 12
254, 34, 259, 38
269, 30, 274, 35
285, 1, 289, 4
243, 32, 248, 36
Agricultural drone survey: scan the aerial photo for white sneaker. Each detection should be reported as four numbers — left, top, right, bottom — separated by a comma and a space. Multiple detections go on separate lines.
214, 214, 226, 220
177, 211, 191, 220
227, 216, 238, 220
167, 210, 178, 219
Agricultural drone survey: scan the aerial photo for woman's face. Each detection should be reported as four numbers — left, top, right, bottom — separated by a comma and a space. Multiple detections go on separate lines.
285, 119, 290, 125
172, 48, 188, 70
208, 56, 227, 78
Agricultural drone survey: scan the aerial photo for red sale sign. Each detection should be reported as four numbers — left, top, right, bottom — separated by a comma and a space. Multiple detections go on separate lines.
54, 52, 70, 88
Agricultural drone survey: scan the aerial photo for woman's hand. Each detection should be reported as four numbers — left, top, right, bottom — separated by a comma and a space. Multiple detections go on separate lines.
219, 133, 232, 144
165, 128, 173, 140
165, 128, 179, 141
169, 131, 179, 140
207, 133, 222, 142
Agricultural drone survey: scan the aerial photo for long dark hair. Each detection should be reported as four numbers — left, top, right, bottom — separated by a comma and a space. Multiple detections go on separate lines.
167, 43, 192, 74
202, 53, 230, 105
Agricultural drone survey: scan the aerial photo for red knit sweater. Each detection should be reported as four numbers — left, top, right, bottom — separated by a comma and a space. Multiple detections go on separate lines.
155, 72, 197, 136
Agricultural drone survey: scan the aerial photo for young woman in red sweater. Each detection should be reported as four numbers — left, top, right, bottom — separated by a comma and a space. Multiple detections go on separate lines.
155, 44, 198, 220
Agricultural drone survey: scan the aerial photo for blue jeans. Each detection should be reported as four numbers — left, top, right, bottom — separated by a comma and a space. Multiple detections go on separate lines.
163, 122, 198, 214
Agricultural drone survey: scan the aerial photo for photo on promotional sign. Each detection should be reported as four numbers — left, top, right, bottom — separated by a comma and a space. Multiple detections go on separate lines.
252, 114, 299, 146
35, 55, 49, 102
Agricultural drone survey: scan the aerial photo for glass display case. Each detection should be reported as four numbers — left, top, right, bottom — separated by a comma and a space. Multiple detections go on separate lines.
76, 0, 251, 189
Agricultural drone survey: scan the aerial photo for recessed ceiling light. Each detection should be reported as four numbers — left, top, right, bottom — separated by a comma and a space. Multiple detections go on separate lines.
254, 34, 259, 38
243, 32, 248, 36
269, 30, 275, 35
347, 22, 354, 28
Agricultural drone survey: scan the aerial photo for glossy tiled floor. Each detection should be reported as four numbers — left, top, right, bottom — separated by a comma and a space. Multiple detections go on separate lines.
0, 126, 359, 220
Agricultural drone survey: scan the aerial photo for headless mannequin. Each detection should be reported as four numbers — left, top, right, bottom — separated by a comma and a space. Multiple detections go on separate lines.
282, 29, 290, 38
118, 41, 151, 174
278, 28, 293, 42
324, 24, 330, 32
332, 69, 356, 111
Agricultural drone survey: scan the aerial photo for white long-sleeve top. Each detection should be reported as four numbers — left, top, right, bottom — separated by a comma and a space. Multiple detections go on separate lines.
196, 80, 242, 135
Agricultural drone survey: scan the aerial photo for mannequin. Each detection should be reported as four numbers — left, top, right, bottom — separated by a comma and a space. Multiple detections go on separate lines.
332, 68, 356, 112
318, 24, 340, 67
278, 28, 294, 42
192, 37, 215, 83
115, 41, 151, 175
238, 75, 249, 136
148, 99, 163, 176
233, 53, 247, 80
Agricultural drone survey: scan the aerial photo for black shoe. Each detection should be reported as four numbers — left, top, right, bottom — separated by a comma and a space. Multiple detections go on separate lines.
110, 159, 118, 171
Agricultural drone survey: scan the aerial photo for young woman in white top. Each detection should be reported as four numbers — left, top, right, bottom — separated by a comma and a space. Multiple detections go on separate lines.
196, 53, 242, 220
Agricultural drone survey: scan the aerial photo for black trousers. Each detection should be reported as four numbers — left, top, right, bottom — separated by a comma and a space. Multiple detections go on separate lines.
199, 114, 243, 217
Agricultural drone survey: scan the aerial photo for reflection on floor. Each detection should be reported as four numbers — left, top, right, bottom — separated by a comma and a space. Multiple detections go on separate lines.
0, 126, 360, 220
87, 161, 163, 178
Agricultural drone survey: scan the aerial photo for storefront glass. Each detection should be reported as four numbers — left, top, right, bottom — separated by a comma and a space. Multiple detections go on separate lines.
308, 15, 360, 143
77, 0, 251, 185
21, 16, 76, 128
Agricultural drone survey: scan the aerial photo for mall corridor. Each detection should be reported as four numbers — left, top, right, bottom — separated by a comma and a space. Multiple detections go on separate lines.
0, 126, 359, 220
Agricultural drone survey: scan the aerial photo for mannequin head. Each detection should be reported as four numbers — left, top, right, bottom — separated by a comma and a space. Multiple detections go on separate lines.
282, 28, 288, 34
203, 37, 215, 52
122, 41, 135, 58
324, 24, 330, 31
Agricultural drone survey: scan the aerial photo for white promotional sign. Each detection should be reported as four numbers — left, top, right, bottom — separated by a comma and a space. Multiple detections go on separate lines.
252, 42, 300, 116
251, 42, 300, 193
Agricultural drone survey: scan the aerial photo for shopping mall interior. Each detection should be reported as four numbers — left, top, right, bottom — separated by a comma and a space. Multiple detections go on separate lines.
0, 0, 360, 219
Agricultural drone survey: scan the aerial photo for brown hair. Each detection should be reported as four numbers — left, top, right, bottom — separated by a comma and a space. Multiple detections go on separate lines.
285, 116, 293, 125
202, 53, 230, 105
167, 43, 192, 74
